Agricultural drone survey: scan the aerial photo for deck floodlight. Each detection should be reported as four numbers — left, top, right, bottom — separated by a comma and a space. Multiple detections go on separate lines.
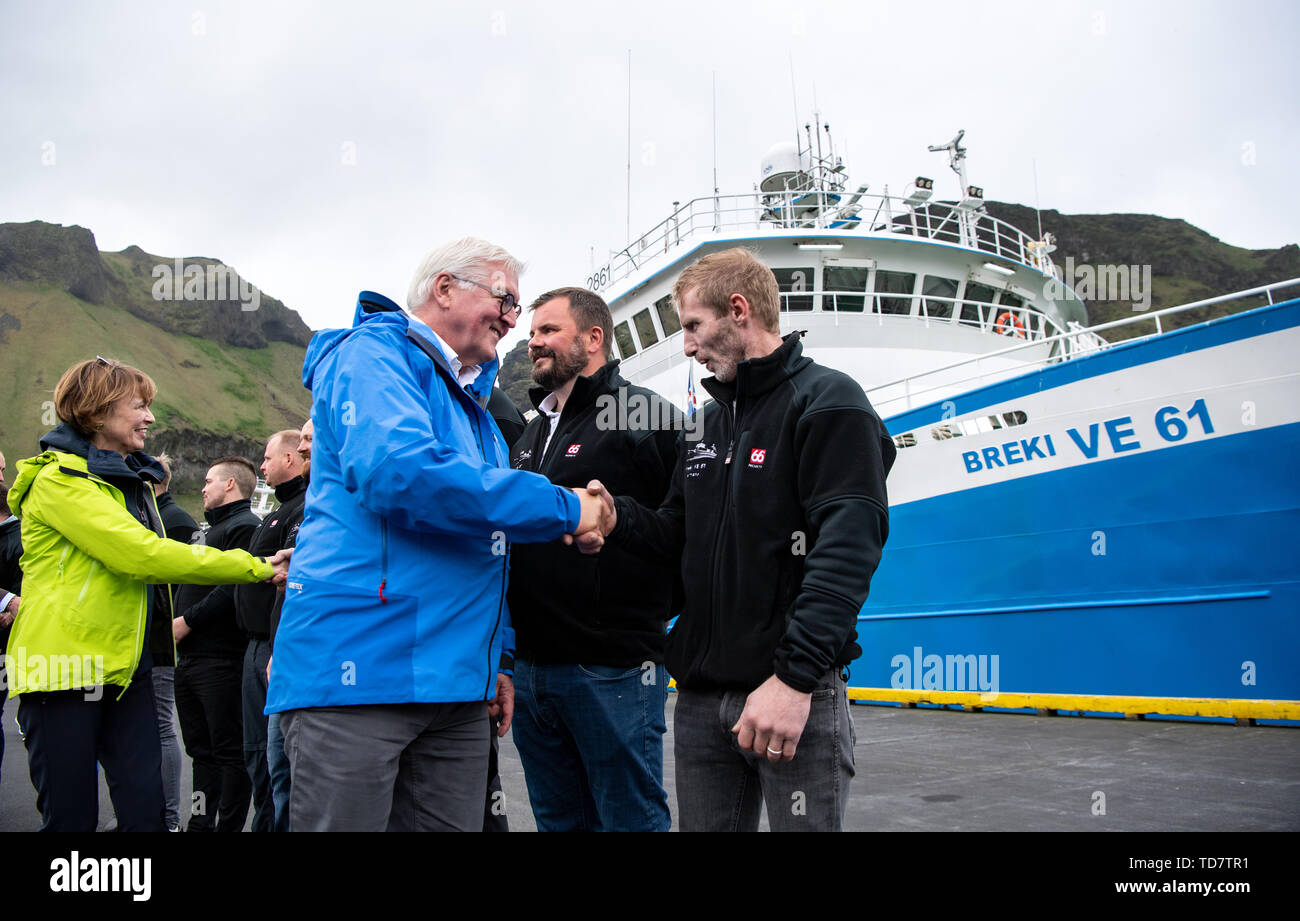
958, 184, 985, 210
904, 176, 934, 207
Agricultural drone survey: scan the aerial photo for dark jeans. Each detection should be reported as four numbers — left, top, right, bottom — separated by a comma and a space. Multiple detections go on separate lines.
152, 666, 182, 830
176, 656, 250, 831
266, 710, 291, 832
282, 701, 488, 832
673, 671, 856, 832
242, 638, 273, 832
512, 659, 670, 832
17, 680, 166, 832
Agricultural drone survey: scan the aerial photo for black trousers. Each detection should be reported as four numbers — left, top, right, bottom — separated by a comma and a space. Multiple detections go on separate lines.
176, 656, 250, 831
17, 679, 165, 832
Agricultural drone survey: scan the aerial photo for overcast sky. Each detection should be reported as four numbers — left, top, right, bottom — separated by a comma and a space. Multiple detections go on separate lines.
3, 0, 1296, 352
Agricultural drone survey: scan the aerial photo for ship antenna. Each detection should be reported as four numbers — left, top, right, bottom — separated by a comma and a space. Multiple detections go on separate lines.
712, 71, 718, 195
788, 54, 799, 151
1033, 157, 1044, 239
712, 71, 720, 230
626, 49, 632, 244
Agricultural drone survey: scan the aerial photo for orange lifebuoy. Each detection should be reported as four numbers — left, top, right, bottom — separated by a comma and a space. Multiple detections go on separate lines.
994, 311, 1026, 338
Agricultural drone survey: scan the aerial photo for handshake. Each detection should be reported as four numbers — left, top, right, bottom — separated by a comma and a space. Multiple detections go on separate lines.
564, 480, 617, 554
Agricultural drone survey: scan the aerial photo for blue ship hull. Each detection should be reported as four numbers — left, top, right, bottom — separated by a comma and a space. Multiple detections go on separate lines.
852, 298, 1300, 723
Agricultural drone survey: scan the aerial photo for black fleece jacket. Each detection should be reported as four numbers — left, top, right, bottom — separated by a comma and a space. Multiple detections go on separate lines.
234, 476, 306, 639
174, 499, 260, 660
149, 491, 199, 667
611, 332, 895, 694
507, 361, 681, 666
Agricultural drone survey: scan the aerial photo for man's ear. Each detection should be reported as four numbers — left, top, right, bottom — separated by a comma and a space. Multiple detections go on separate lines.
729, 292, 751, 324
429, 272, 455, 309
587, 326, 606, 358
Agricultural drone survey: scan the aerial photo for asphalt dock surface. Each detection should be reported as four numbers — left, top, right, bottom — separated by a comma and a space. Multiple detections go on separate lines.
1, 695, 1296, 831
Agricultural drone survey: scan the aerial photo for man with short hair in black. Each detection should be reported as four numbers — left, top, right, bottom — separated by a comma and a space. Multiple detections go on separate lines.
174, 456, 262, 831
507, 286, 681, 832
235, 430, 306, 832
594, 248, 895, 832
149, 453, 198, 831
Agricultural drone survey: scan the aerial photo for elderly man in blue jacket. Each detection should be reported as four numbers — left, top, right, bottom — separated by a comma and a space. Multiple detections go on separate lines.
267, 238, 611, 832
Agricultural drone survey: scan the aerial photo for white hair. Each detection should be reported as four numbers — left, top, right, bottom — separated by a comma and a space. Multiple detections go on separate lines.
406, 237, 526, 312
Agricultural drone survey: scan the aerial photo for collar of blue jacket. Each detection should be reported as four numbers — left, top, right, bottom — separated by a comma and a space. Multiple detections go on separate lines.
306, 290, 501, 409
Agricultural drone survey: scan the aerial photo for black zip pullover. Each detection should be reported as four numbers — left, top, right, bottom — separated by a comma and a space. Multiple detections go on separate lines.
508, 361, 681, 666
611, 332, 895, 693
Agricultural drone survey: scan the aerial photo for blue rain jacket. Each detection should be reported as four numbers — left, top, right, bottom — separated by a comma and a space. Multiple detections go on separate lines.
265, 291, 580, 712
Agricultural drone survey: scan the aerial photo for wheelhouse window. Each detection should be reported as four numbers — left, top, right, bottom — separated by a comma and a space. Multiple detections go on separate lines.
962, 282, 998, 327
922, 275, 959, 320
632, 308, 659, 348
873, 270, 917, 315
772, 267, 814, 311
824, 266, 869, 312
614, 321, 636, 359
655, 294, 681, 335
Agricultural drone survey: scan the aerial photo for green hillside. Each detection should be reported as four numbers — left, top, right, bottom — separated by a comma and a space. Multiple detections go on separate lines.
0, 222, 311, 517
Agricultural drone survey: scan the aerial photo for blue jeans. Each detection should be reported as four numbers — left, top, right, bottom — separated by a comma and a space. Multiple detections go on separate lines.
511, 658, 670, 832
242, 638, 273, 832
266, 711, 291, 832
673, 671, 856, 832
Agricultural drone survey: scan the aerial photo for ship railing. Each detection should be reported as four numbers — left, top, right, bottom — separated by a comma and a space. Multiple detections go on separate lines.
603, 191, 1057, 290
868, 278, 1300, 415
782, 290, 1070, 343
617, 290, 1069, 383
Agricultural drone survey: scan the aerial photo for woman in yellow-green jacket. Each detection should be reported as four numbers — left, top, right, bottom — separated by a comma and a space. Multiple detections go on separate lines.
5, 357, 288, 831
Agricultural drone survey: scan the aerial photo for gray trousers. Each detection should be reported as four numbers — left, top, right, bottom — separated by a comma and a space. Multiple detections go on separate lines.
673, 671, 856, 832
282, 701, 489, 832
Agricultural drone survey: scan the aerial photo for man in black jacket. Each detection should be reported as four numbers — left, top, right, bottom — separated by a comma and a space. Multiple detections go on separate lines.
150, 453, 199, 831
234, 430, 306, 833
599, 248, 895, 832
174, 456, 261, 831
507, 287, 681, 832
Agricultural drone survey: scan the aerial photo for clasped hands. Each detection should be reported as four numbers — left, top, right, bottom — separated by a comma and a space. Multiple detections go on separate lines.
563, 480, 616, 555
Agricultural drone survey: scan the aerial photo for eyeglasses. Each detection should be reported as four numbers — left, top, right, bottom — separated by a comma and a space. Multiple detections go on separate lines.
448, 274, 521, 318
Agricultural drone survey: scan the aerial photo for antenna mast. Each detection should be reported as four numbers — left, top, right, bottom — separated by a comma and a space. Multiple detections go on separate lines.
788, 54, 799, 150
1033, 157, 1044, 239
712, 71, 718, 195
928, 128, 969, 192
626, 49, 632, 243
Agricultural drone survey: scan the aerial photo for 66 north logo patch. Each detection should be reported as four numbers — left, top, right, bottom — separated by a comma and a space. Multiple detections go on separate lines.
748, 448, 767, 468
566, 444, 582, 456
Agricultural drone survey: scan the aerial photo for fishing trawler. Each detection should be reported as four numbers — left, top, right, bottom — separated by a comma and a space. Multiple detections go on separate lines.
586, 123, 1300, 724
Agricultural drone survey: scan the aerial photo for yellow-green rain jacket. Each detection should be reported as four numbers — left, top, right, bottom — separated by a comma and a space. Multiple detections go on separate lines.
6, 446, 272, 698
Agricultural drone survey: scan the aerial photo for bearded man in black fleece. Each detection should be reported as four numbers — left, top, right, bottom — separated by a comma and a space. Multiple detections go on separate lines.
507, 287, 680, 832
234, 430, 306, 832
592, 248, 896, 832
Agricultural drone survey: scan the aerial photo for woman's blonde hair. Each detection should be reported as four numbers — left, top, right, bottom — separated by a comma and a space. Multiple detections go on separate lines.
53, 357, 157, 437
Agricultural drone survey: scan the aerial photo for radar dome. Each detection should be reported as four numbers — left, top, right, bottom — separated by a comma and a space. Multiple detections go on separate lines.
759, 142, 808, 193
